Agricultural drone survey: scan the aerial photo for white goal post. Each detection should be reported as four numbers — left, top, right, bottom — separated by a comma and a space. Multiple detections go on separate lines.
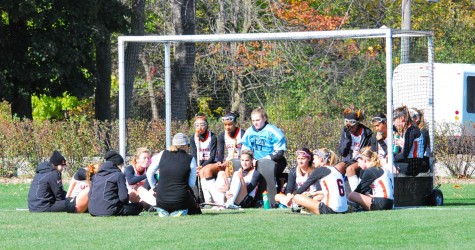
117, 28, 434, 170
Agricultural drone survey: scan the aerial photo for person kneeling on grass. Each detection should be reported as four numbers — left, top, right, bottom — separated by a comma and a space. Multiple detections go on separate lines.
88, 151, 143, 216
146, 133, 202, 217
28, 150, 68, 212
224, 150, 263, 209
65, 163, 100, 213
348, 147, 394, 211
286, 148, 347, 215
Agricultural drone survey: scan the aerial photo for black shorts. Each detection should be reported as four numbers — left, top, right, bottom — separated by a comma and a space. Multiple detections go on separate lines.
65, 197, 77, 213
370, 197, 393, 210
318, 203, 345, 215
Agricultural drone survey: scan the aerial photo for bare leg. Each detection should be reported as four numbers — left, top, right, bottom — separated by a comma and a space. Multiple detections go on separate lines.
293, 194, 321, 215
128, 189, 141, 203
138, 186, 156, 207
275, 193, 287, 205
348, 192, 372, 211
75, 187, 90, 213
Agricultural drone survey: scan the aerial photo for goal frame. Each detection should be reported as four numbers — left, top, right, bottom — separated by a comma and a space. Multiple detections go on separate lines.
117, 28, 434, 170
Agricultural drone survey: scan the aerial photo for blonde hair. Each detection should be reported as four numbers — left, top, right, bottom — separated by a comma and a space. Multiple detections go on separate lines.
86, 163, 101, 185
251, 107, 268, 120
169, 145, 188, 152
314, 148, 337, 166
240, 149, 254, 160
409, 107, 425, 129
358, 147, 381, 168
132, 147, 150, 165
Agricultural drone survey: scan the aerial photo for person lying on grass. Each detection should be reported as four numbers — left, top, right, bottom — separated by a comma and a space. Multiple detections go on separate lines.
65, 162, 100, 213
28, 150, 68, 212
348, 147, 394, 211
286, 148, 348, 215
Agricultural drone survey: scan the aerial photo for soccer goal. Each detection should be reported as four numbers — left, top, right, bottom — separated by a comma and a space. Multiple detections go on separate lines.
118, 28, 434, 161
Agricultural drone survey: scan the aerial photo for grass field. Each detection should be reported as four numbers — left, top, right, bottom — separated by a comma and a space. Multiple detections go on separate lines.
1, 182, 475, 249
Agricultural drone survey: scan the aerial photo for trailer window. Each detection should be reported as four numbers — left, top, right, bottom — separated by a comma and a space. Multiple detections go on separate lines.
468, 76, 475, 113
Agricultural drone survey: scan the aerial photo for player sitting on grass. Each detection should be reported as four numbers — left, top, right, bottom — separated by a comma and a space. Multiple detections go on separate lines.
65, 163, 100, 213
348, 147, 394, 211
125, 147, 156, 210
286, 148, 348, 215
275, 148, 315, 209
28, 150, 68, 212
88, 151, 143, 216
224, 150, 263, 209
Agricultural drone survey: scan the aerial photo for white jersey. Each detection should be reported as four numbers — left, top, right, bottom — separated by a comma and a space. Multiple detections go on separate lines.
377, 137, 388, 160
243, 169, 258, 197
295, 169, 316, 192
195, 131, 213, 162
350, 129, 363, 159
66, 179, 88, 198
319, 167, 348, 213
224, 127, 243, 160
371, 169, 394, 200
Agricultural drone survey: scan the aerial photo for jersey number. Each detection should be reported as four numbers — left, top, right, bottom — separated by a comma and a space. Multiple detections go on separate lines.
337, 179, 345, 197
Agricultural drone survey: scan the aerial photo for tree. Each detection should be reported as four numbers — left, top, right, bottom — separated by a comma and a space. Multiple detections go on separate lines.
94, 0, 129, 121
170, 0, 196, 121
0, 1, 98, 119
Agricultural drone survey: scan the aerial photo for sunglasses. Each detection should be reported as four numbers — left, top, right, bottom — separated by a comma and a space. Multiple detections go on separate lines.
371, 117, 386, 123
221, 116, 235, 122
295, 150, 310, 158
194, 122, 207, 128
344, 119, 358, 126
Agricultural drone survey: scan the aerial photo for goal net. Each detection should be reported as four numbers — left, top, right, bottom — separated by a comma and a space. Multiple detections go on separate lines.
117, 29, 434, 171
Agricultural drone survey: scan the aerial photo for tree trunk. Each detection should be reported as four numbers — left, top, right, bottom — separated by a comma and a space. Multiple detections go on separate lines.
140, 55, 159, 120
170, 0, 196, 121
11, 87, 32, 120
123, 0, 146, 119
94, 25, 112, 121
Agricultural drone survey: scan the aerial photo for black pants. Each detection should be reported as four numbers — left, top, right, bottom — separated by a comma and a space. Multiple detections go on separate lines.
45, 200, 67, 212
157, 188, 202, 215
115, 203, 143, 216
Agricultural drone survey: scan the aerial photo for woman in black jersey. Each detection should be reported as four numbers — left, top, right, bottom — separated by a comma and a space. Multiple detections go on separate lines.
349, 147, 394, 211
275, 148, 314, 208
393, 106, 423, 175
287, 148, 348, 215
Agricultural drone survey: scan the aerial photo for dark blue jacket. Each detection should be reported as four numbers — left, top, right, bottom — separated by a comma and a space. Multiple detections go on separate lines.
88, 161, 129, 216
28, 162, 66, 212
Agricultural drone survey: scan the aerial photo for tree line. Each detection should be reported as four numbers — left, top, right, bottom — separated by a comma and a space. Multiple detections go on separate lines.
1, 0, 474, 122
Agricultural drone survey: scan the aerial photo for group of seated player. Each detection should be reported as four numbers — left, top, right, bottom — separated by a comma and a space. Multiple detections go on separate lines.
27, 105, 430, 216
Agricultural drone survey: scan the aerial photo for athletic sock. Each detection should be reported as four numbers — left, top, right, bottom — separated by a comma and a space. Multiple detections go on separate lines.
348, 175, 359, 192
225, 174, 241, 207
200, 178, 213, 203
208, 179, 225, 205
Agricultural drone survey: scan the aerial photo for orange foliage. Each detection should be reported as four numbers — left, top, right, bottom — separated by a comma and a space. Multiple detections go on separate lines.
272, 0, 346, 31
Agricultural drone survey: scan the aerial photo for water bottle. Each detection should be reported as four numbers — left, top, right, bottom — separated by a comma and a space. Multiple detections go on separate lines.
393, 134, 400, 153
263, 191, 271, 210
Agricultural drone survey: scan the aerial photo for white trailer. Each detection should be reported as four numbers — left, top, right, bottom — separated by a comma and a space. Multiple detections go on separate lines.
393, 63, 475, 136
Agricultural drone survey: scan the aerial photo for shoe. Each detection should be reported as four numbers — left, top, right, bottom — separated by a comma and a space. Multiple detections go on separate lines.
291, 203, 302, 213
147, 206, 157, 212
211, 206, 224, 211
170, 209, 188, 217
278, 204, 288, 209
156, 207, 169, 217
225, 203, 241, 209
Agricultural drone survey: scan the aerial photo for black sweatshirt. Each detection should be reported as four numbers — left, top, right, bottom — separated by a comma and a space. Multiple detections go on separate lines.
28, 162, 66, 212
88, 161, 129, 216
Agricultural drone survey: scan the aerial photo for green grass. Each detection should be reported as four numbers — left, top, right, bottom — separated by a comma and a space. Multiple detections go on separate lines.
1, 183, 475, 249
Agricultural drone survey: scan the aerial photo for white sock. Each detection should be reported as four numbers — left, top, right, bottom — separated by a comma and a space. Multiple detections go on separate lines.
348, 175, 360, 192
201, 178, 214, 203
225, 173, 241, 206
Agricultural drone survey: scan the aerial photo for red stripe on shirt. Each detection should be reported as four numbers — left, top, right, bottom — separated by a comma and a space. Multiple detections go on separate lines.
378, 180, 388, 198
323, 180, 330, 205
